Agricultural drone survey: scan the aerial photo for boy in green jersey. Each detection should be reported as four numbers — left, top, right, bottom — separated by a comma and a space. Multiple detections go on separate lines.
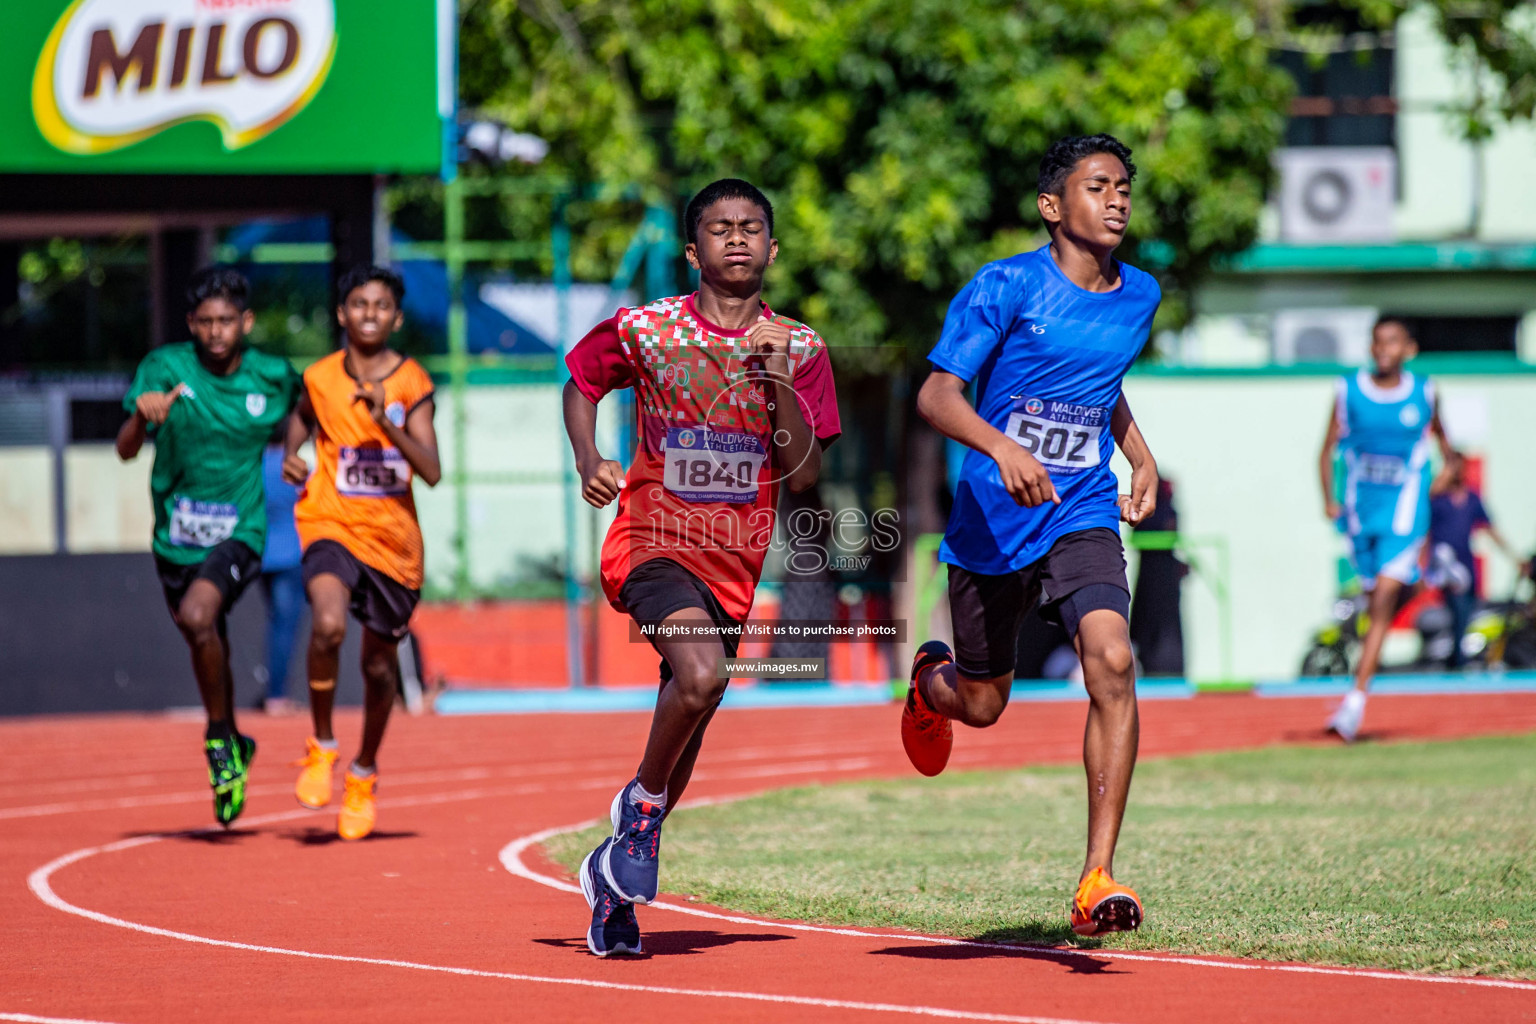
117, 267, 299, 825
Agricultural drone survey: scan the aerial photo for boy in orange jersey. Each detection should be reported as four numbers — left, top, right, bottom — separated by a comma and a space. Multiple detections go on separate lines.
282, 265, 440, 840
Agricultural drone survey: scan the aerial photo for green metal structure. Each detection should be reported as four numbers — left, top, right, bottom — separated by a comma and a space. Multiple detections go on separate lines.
393, 176, 675, 687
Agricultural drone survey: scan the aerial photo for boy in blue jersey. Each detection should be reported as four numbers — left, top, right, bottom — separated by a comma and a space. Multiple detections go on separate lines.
1318, 318, 1450, 740
903, 134, 1161, 938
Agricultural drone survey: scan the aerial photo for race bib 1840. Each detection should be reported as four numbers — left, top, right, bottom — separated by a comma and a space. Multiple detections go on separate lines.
169, 496, 239, 548
663, 427, 767, 504
337, 446, 411, 497
1003, 397, 1108, 473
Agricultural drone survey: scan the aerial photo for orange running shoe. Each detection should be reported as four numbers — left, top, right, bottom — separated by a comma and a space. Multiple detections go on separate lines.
293, 737, 339, 809
338, 770, 377, 841
1070, 867, 1143, 937
901, 640, 955, 777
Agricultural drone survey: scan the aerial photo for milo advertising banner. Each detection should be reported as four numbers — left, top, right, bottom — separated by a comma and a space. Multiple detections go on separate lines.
1, 0, 453, 173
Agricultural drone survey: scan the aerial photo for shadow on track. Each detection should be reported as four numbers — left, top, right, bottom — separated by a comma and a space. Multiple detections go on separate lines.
276, 827, 420, 846
534, 931, 793, 957
870, 923, 1122, 976
121, 828, 258, 845
1286, 727, 1400, 744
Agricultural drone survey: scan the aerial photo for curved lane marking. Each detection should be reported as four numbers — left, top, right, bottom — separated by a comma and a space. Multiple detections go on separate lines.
499, 816, 1536, 994
27, 741, 1536, 1006
26, 773, 1111, 1024
0, 748, 878, 820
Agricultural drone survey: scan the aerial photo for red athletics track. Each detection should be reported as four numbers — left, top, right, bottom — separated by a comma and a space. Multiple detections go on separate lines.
3, 693, 1536, 1024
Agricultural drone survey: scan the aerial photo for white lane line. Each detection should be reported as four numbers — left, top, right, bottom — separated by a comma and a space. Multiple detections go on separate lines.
0, 709, 962, 796
0, 773, 189, 801
1, 790, 252, 822
691, 757, 875, 782
0, 747, 881, 820
0, 1015, 132, 1024
26, 807, 1110, 1024
0, 762, 612, 820
0, 731, 856, 795
499, 817, 1536, 994
0, 730, 901, 794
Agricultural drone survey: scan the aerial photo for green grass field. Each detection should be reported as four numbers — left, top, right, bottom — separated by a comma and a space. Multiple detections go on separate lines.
548, 734, 1536, 978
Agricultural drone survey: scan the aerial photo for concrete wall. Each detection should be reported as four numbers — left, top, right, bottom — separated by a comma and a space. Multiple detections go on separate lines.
0, 552, 366, 715
0, 384, 620, 596
1395, 10, 1536, 241
1113, 371, 1536, 681
413, 382, 621, 595
0, 447, 54, 553
7, 373, 1531, 684
1178, 13, 1536, 367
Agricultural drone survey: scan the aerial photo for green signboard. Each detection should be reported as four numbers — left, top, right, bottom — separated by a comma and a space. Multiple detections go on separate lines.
0, 0, 452, 174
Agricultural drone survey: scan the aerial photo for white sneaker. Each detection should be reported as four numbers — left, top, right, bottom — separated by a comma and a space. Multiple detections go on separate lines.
1327, 690, 1367, 743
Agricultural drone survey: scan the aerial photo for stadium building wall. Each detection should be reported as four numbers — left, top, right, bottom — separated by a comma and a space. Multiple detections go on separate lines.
3, 373, 1532, 698
1114, 371, 1536, 681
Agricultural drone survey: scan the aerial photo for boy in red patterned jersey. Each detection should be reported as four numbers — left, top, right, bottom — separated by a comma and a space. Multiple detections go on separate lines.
563, 179, 840, 956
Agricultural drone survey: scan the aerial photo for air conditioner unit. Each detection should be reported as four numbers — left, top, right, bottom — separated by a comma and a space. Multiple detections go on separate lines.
1276, 147, 1396, 242
1272, 308, 1378, 365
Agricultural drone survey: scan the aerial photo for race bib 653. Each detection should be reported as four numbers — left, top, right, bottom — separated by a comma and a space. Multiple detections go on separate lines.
337, 446, 411, 497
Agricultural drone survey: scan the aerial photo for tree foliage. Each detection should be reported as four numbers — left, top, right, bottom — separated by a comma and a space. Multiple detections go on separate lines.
1435, 1, 1536, 126
1297, 1, 1536, 137
458, 0, 1532, 359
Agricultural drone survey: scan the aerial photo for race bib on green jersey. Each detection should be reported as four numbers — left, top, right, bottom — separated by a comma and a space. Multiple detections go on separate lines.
1004, 397, 1107, 474
662, 426, 767, 504
168, 496, 239, 548
337, 446, 411, 497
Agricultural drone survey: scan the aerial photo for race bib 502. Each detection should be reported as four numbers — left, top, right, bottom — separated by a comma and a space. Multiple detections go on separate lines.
663, 427, 767, 504
1003, 397, 1107, 473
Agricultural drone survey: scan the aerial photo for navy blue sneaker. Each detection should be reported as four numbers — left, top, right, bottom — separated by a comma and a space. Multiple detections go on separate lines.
581, 837, 641, 956
601, 779, 665, 904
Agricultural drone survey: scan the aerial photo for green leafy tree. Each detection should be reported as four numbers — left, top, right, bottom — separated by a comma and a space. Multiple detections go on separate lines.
462, 0, 1292, 358
458, 0, 1533, 360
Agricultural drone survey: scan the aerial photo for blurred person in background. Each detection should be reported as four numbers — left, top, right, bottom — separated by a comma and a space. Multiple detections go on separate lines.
256, 424, 304, 714
1129, 477, 1185, 676
1427, 450, 1519, 669
1318, 317, 1450, 741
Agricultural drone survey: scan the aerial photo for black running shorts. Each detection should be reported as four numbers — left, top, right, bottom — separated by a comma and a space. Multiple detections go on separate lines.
302, 539, 420, 640
155, 539, 261, 620
618, 557, 742, 685
948, 527, 1131, 679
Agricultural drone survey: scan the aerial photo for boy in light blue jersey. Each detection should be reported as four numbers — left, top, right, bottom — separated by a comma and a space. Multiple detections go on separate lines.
1318, 317, 1450, 740
903, 135, 1161, 938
